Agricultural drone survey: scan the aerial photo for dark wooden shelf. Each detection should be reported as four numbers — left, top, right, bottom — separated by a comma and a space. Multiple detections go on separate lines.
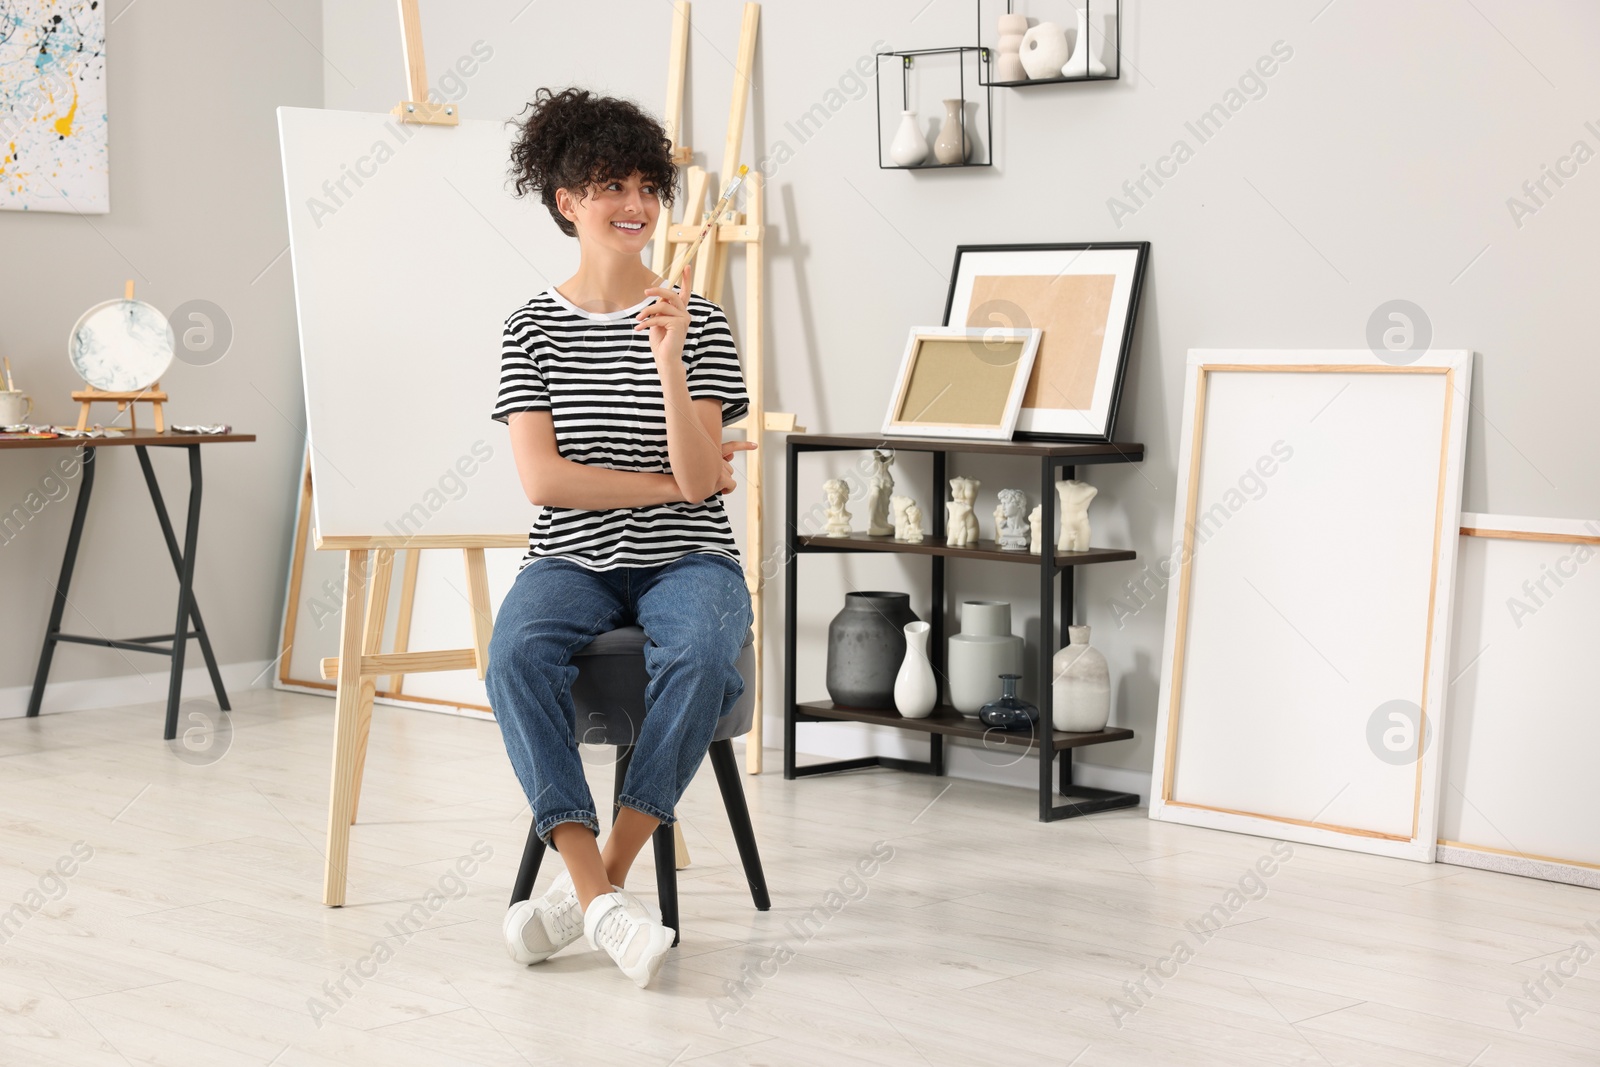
791, 432, 1144, 462
794, 700, 1134, 753
797, 531, 1135, 569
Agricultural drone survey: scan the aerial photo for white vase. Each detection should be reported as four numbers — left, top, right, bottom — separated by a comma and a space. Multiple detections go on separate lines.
1061, 6, 1109, 78
947, 601, 1024, 716
933, 99, 971, 165
996, 13, 1028, 83
1052, 625, 1110, 731
1020, 22, 1069, 80
894, 621, 937, 719
889, 110, 928, 167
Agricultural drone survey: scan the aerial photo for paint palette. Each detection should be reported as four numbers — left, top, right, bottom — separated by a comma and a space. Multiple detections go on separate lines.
68, 298, 174, 391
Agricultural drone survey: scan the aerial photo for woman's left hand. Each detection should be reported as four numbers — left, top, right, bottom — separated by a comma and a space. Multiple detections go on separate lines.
637, 262, 692, 363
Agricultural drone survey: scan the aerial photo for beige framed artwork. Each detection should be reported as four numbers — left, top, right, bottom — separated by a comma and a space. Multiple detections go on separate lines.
880, 326, 1041, 440
941, 242, 1150, 442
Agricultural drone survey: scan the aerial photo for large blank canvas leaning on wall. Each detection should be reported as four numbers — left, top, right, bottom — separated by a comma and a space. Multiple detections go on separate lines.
1439, 513, 1600, 888
275, 106, 567, 712
1149, 349, 1472, 862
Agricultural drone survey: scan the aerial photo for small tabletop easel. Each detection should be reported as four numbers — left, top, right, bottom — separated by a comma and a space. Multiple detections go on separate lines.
73, 281, 169, 432
654, 2, 804, 775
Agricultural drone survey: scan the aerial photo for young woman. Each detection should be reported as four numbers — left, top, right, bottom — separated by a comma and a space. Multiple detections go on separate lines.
487, 87, 757, 989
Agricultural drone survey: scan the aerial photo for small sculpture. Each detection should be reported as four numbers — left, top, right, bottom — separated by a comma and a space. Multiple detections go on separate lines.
1028, 504, 1043, 554
902, 503, 925, 543
945, 476, 980, 547
1056, 479, 1098, 552
890, 494, 915, 540
865, 450, 896, 535
994, 489, 1030, 551
823, 478, 852, 537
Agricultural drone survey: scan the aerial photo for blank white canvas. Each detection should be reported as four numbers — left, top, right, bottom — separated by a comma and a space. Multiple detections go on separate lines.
277, 106, 567, 539
1440, 514, 1600, 886
1151, 349, 1472, 861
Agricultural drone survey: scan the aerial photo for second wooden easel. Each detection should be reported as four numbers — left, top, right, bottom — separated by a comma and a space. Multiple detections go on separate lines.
653, 1, 804, 776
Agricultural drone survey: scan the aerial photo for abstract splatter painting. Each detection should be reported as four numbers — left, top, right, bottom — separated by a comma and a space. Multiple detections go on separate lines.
0, 0, 108, 213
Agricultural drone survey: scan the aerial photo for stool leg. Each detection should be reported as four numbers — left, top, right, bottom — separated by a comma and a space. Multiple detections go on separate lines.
652, 823, 680, 946
510, 822, 546, 907
709, 738, 771, 911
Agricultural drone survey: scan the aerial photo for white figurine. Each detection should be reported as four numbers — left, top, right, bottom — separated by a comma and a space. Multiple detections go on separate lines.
865, 450, 896, 535
890, 494, 915, 540
994, 489, 1030, 551
945, 476, 980, 547
1056, 479, 1098, 552
902, 503, 925, 543
823, 478, 852, 537
1028, 505, 1043, 554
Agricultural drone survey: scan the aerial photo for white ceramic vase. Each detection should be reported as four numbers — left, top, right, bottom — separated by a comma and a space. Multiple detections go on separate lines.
1020, 22, 1069, 80
1052, 625, 1110, 731
889, 110, 928, 167
894, 621, 937, 719
947, 601, 1024, 716
933, 99, 971, 165
995, 12, 1028, 82
1061, 5, 1109, 78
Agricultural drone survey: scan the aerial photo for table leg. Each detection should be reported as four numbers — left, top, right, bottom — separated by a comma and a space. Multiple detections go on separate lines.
27, 445, 97, 718
136, 446, 230, 724
161, 445, 205, 741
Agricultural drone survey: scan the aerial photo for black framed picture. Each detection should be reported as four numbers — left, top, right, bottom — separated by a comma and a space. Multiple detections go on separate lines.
940, 242, 1150, 442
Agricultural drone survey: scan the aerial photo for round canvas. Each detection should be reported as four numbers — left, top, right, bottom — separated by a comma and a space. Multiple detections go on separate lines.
69, 299, 175, 391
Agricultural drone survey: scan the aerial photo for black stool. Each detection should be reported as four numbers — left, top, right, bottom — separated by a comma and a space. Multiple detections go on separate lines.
508, 624, 770, 946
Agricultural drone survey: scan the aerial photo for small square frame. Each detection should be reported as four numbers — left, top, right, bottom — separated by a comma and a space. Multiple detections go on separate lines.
880, 326, 1041, 440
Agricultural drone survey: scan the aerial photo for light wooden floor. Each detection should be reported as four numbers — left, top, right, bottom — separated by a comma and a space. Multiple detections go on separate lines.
1, 687, 1596, 1066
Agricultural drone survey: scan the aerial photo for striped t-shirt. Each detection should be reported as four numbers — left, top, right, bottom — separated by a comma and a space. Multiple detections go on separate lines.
492, 286, 750, 572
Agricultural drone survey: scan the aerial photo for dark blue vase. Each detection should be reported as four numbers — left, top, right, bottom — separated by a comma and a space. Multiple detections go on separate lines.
979, 673, 1038, 731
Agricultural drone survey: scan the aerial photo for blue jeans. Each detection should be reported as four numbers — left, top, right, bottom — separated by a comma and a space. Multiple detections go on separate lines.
486, 551, 753, 849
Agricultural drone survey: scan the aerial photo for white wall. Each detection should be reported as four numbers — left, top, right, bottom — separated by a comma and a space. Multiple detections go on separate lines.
320, 0, 1600, 802
0, 0, 321, 713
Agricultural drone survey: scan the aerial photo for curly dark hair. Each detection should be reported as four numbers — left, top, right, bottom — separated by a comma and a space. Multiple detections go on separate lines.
506, 87, 677, 238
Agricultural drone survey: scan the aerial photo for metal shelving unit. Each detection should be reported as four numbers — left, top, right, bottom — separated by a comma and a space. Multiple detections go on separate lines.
783, 431, 1144, 821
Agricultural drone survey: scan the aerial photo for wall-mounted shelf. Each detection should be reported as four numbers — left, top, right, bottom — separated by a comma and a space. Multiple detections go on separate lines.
977, 0, 1122, 87
874, 47, 993, 170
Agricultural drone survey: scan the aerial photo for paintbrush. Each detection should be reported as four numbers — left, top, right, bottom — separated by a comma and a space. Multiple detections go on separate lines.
654, 164, 748, 290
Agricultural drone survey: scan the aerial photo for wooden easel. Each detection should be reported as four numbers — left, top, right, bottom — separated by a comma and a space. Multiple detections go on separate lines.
654, 1, 805, 775
72, 281, 170, 432
314, 0, 522, 907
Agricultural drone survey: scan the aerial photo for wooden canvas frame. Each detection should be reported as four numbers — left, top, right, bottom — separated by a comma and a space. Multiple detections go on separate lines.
1438, 513, 1600, 888
880, 326, 1040, 440
940, 242, 1148, 442
1149, 349, 1473, 862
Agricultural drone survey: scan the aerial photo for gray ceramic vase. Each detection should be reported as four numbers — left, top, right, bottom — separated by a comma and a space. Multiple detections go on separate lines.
826, 591, 920, 709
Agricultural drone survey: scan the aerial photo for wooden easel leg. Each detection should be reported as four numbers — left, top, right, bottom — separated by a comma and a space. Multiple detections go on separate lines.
388, 548, 421, 694
324, 548, 369, 907
278, 449, 315, 687
349, 547, 393, 826
674, 821, 691, 870
463, 547, 492, 680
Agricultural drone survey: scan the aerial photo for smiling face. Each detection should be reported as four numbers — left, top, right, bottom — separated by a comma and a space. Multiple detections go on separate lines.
555, 171, 661, 256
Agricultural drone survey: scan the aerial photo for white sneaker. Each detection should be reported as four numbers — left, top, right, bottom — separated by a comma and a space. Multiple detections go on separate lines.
583, 888, 674, 988
504, 870, 617, 965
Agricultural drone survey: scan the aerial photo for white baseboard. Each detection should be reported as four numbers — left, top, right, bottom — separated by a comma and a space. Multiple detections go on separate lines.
0, 658, 277, 719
